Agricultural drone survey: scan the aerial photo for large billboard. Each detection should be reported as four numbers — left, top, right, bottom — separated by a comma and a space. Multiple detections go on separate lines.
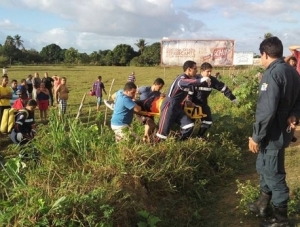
233, 52, 254, 65
161, 39, 235, 66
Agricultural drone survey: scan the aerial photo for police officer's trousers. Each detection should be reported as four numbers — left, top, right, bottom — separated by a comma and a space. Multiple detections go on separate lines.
256, 148, 289, 208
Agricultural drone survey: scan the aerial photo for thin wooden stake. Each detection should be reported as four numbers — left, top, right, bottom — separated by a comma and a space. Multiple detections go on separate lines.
104, 78, 115, 126
75, 92, 87, 120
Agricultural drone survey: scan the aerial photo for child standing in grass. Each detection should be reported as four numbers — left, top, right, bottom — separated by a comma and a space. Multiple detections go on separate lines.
36, 82, 50, 122
92, 76, 107, 112
55, 77, 69, 116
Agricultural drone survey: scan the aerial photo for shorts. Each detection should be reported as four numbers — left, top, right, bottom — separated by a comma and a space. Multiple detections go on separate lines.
38, 100, 49, 110
59, 99, 67, 114
111, 124, 139, 142
96, 96, 102, 105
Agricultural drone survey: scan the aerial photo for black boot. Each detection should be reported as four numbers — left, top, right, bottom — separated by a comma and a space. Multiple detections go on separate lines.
197, 127, 208, 138
247, 191, 271, 218
260, 206, 288, 227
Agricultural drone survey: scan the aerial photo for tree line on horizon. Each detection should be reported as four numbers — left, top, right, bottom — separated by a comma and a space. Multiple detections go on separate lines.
0, 35, 161, 67
0, 33, 275, 68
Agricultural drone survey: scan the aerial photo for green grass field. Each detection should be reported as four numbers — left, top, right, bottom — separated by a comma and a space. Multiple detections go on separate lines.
0, 65, 299, 227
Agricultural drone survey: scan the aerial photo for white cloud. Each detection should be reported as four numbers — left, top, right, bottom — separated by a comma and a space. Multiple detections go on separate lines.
0, 0, 300, 56
0, 19, 18, 29
33, 28, 69, 47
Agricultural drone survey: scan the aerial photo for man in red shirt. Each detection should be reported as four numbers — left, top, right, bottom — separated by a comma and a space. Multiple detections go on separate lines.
13, 88, 29, 110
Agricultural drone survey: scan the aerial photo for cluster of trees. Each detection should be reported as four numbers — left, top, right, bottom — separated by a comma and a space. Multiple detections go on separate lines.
0, 35, 161, 67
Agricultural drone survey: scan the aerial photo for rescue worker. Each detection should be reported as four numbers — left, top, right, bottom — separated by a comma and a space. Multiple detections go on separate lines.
248, 36, 300, 227
188, 62, 238, 139
10, 99, 37, 145
155, 60, 211, 141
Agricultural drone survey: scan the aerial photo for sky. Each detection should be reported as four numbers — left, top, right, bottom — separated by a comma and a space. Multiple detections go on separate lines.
0, 0, 300, 56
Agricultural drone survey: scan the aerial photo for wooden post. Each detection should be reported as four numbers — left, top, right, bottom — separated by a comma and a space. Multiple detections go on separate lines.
104, 78, 115, 126
75, 92, 87, 120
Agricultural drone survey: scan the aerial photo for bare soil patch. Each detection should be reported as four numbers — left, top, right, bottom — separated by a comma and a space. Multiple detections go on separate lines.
213, 128, 300, 227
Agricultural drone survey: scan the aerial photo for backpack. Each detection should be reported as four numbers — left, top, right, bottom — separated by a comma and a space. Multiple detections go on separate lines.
0, 108, 29, 134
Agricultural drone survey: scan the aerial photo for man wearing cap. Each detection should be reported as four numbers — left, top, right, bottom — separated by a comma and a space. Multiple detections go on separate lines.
12, 87, 29, 110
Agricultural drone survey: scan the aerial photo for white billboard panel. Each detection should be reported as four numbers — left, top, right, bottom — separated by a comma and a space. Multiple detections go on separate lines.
161, 39, 235, 66
253, 58, 262, 66
233, 52, 254, 65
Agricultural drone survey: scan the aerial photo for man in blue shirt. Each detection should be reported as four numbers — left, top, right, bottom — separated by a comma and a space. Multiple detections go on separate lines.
136, 78, 165, 142
137, 78, 165, 100
111, 82, 141, 142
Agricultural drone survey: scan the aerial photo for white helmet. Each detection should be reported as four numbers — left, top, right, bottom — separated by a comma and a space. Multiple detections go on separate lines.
10, 131, 24, 144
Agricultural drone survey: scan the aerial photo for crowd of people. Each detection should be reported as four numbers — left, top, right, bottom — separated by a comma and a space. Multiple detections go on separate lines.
0, 72, 70, 144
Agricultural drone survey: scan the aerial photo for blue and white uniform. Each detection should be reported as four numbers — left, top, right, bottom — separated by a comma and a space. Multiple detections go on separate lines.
156, 74, 208, 140
10, 109, 35, 145
189, 75, 236, 136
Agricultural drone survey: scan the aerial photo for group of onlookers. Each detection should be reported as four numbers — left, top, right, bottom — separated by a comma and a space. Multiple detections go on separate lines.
0, 71, 71, 146
0, 71, 70, 126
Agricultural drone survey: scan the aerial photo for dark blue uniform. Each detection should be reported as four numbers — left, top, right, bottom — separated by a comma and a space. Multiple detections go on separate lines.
10, 109, 35, 145
253, 58, 300, 207
156, 74, 208, 140
189, 75, 236, 137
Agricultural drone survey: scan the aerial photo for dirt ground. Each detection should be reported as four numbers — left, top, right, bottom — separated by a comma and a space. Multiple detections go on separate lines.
214, 128, 300, 227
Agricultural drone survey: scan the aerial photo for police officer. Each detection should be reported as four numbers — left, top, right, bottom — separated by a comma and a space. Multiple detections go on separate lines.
188, 62, 237, 139
248, 37, 300, 227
